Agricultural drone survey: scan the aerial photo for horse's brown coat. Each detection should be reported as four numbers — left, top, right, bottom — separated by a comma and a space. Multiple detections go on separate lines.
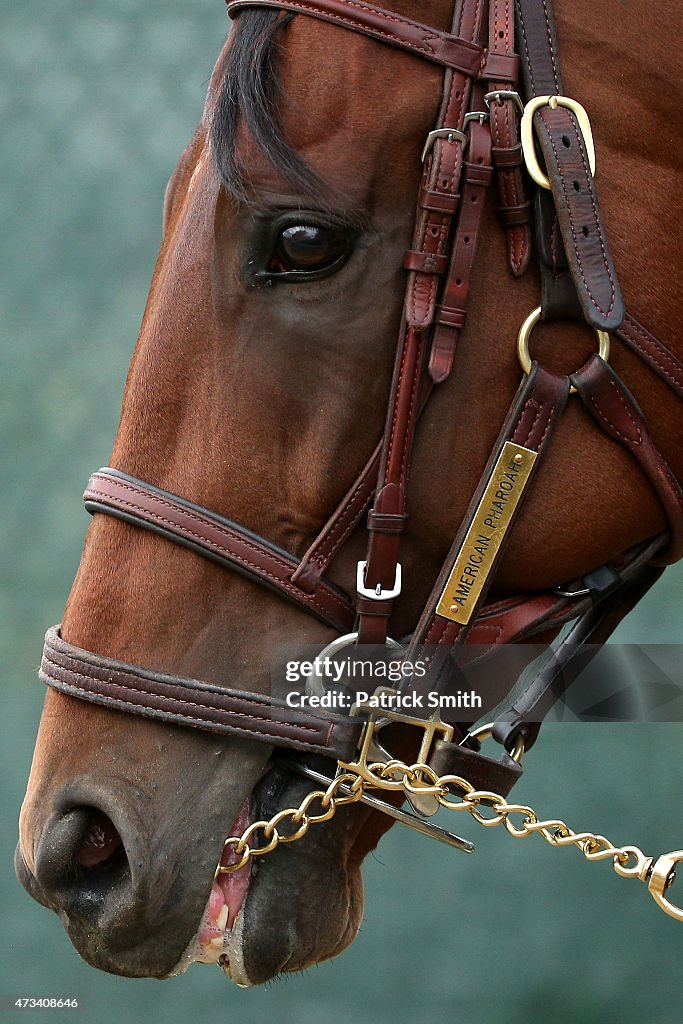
18, 0, 682, 982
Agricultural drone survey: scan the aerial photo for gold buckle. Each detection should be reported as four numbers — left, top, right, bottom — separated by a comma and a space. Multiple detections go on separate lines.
648, 851, 683, 921
339, 686, 454, 786
517, 305, 610, 394
521, 95, 595, 190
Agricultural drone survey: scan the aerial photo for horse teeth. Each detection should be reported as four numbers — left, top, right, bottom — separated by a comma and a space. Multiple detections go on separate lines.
209, 935, 224, 951
216, 904, 229, 931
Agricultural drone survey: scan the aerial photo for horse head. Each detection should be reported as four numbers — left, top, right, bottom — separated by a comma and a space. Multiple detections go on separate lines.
17, 0, 683, 986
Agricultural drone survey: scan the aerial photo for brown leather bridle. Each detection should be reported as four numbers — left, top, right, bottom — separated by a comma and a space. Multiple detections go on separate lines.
40, 0, 683, 798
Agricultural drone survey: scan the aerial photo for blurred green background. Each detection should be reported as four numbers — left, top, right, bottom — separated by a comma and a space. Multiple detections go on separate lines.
2, 2, 681, 1022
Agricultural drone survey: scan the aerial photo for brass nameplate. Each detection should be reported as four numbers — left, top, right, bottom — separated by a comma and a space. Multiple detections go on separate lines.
436, 441, 538, 625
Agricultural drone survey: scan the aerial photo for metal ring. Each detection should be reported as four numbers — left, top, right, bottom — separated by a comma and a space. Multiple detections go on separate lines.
465, 723, 525, 764
517, 305, 610, 394
308, 632, 402, 698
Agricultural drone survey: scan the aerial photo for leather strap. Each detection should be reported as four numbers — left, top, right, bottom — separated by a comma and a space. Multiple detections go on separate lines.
40, 627, 363, 759
357, 0, 488, 643
572, 356, 683, 563
515, 0, 625, 330
84, 469, 355, 633
226, 0, 484, 75
411, 363, 570, 655
617, 313, 683, 400
486, 0, 532, 275
492, 562, 664, 753
428, 117, 493, 382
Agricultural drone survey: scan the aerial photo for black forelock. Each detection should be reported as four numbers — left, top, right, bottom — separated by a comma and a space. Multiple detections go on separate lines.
210, 12, 330, 204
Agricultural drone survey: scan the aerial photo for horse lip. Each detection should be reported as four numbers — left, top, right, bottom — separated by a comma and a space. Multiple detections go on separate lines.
183, 763, 278, 976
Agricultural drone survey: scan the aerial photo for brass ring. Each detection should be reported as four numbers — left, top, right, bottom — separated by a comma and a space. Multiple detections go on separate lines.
517, 305, 610, 394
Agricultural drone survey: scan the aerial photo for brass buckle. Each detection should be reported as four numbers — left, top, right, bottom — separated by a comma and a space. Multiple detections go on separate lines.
340, 686, 454, 786
648, 851, 683, 921
521, 94, 596, 190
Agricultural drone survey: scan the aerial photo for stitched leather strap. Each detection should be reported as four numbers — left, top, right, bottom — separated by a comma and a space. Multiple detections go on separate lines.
487, 0, 532, 275
572, 355, 683, 563
84, 469, 355, 633
617, 313, 683, 399
40, 627, 363, 759
227, 0, 484, 75
411, 363, 570, 652
515, 0, 625, 330
428, 118, 493, 382
357, 0, 489, 643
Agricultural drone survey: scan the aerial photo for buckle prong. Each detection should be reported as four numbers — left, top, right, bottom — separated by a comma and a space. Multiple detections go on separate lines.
356, 560, 402, 601
484, 90, 524, 114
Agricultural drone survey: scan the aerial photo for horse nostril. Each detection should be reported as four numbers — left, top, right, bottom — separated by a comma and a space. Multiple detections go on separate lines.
74, 810, 123, 869
33, 806, 129, 902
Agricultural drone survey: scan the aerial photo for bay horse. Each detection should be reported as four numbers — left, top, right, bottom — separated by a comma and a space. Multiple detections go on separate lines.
16, 0, 683, 986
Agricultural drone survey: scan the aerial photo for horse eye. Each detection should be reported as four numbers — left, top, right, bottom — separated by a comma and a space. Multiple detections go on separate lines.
269, 224, 349, 275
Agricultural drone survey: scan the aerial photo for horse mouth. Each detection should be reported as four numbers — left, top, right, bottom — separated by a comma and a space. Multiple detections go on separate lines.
174, 756, 364, 986
185, 758, 278, 983
185, 795, 254, 977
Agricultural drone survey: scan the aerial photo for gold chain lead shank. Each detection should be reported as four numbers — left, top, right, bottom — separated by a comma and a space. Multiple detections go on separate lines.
217, 754, 683, 922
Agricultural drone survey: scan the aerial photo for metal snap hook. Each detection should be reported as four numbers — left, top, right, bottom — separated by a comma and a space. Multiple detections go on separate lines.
466, 722, 525, 763
648, 851, 683, 921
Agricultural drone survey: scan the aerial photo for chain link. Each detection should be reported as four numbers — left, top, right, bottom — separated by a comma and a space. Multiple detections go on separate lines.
215, 771, 364, 876
215, 755, 682, 920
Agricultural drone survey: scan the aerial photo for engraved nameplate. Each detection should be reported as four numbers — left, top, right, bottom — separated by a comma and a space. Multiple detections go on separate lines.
436, 441, 538, 625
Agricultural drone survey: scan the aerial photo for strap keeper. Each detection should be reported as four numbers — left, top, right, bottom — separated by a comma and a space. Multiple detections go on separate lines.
498, 201, 532, 227
418, 187, 460, 214
404, 249, 449, 275
464, 161, 493, 186
479, 51, 520, 83
367, 510, 408, 534
492, 143, 523, 168
436, 305, 467, 329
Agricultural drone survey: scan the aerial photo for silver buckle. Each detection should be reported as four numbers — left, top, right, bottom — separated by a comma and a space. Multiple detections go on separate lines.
463, 110, 490, 127
484, 90, 524, 115
356, 560, 402, 601
421, 128, 467, 163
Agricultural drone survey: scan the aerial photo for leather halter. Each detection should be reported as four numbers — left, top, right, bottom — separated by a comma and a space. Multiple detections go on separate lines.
40, 0, 683, 786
